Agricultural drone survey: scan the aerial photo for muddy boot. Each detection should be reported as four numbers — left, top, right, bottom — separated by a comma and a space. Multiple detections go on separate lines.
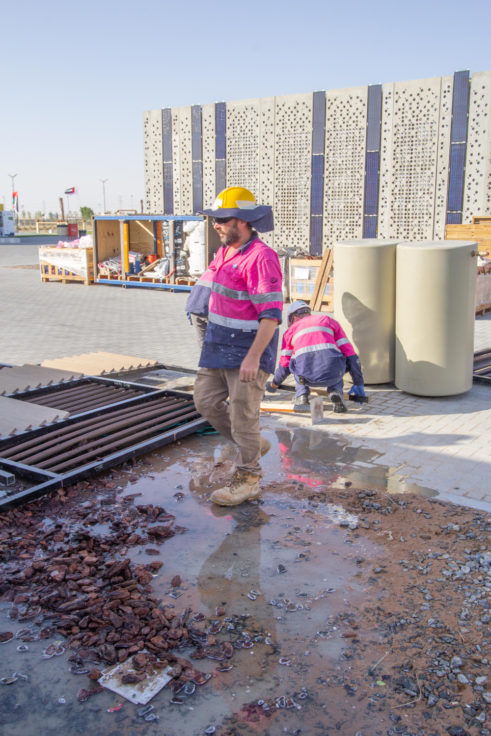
329, 390, 347, 413
210, 470, 261, 506
260, 436, 271, 456
293, 395, 310, 413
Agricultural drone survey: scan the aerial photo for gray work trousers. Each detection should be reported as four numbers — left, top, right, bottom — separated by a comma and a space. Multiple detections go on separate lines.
193, 366, 269, 476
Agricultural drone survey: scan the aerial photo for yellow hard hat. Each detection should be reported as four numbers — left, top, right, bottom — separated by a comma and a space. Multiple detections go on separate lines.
200, 186, 274, 232
212, 186, 257, 211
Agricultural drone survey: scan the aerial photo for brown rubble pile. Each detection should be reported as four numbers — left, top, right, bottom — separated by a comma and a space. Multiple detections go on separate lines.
0, 481, 234, 690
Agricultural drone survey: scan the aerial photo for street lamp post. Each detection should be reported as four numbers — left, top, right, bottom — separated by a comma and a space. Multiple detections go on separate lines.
99, 179, 108, 214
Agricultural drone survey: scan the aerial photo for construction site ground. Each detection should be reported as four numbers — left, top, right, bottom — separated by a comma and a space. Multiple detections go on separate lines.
0, 243, 489, 736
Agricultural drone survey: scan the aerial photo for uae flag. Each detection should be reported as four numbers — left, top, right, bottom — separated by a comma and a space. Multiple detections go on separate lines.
64, 187, 76, 195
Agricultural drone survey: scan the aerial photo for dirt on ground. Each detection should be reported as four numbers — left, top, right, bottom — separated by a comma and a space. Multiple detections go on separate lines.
0, 459, 489, 736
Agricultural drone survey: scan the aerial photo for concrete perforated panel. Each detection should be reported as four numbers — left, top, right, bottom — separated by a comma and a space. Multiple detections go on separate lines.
379, 77, 445, 240
172, 107, 193, 215
143, 110, 164, 214
273, 93, 312, 250
202, 103, 216, 209
144, 70, 490, 254
323, 86, 367, 247
225, 97, 276, 245
226, 99, 261, 196
463, 71, 491, 222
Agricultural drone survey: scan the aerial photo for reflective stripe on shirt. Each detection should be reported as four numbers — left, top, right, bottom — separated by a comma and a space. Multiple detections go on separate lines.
208, 311, 260, 331
294, 342, 342, 358
212, 281, 250, 300
250, 290, 284, 304
291, 325, 334, 345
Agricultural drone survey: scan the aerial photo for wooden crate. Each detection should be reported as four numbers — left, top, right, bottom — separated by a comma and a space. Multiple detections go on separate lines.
476, 263, 491, 315
39, 247, 94, 285
445, 223, 491, 255
289, 256, 333, 311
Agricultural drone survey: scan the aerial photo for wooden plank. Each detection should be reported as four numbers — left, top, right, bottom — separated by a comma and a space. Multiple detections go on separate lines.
310, 249, 333, 312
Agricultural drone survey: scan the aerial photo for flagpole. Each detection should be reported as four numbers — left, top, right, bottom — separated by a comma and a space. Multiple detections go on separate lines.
8, 174, 17, 221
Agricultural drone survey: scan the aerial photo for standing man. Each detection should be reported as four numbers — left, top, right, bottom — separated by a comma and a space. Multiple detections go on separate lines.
193, 186, 283, 506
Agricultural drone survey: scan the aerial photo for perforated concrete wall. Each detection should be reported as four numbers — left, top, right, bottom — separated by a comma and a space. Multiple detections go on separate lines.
143, 110, 164, 214
378, 76, 452, 240
323, 86, 367, 248
143, 70, 491, 252
463, 71, 491, 221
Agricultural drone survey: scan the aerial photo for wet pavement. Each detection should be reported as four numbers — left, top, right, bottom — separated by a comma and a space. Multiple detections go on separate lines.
0, 428, 426, 736
2, 427, 489, 736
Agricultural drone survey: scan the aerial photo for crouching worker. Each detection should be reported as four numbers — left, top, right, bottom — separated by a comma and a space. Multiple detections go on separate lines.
193, 186, 283, 506
266, 301, 366, 413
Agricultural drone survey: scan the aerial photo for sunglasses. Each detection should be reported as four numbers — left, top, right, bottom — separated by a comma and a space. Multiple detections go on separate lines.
212, 216, 235, 225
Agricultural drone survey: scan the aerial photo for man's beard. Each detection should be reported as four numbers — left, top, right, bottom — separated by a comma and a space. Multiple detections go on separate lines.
222, 222, 240, 246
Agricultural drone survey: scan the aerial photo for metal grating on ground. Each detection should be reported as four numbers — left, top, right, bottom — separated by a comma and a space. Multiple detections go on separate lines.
0, 384, 208, 510
13, 377, 150, 416
473, 348, 491, 384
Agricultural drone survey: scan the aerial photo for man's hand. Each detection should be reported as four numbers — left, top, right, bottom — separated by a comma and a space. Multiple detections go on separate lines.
239, 318, 278, 382
239, 354, 260, 382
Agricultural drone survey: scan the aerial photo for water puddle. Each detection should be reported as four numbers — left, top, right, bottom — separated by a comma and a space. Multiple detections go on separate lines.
0, 426, 438, 735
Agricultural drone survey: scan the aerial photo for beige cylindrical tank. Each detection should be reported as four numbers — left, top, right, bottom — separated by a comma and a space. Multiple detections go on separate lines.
333, 239, 399, 384
395, 240, 478, 396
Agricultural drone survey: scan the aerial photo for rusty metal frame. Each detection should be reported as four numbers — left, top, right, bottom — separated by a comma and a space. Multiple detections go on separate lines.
473, 348, 491, 384
0, 380, 208, 510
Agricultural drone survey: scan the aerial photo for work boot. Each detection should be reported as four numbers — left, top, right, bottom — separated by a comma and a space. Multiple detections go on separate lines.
329, 391, 347, 413
210, 470, 261, 506
293, 395, 310, 413
260, 436, 271, 456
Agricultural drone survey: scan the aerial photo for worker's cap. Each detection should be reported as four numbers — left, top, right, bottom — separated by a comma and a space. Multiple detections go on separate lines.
199, 186, 274, 232
287, 300, 311, 323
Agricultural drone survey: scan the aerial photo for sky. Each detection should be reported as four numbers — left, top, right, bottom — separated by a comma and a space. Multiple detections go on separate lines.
1, 0, 490, 218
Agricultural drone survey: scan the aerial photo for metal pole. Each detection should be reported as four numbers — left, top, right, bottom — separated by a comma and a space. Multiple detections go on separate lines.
100, 179, 108, 213
8, 173, 17, 217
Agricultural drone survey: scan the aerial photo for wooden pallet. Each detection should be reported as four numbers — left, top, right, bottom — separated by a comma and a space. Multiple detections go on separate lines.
445, 223, 491, 255
289, 256, 333, 311
40, 262, 94, 285
97, 269, 121, 280
310, 249, 334, 312
39, 247, 94, 286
